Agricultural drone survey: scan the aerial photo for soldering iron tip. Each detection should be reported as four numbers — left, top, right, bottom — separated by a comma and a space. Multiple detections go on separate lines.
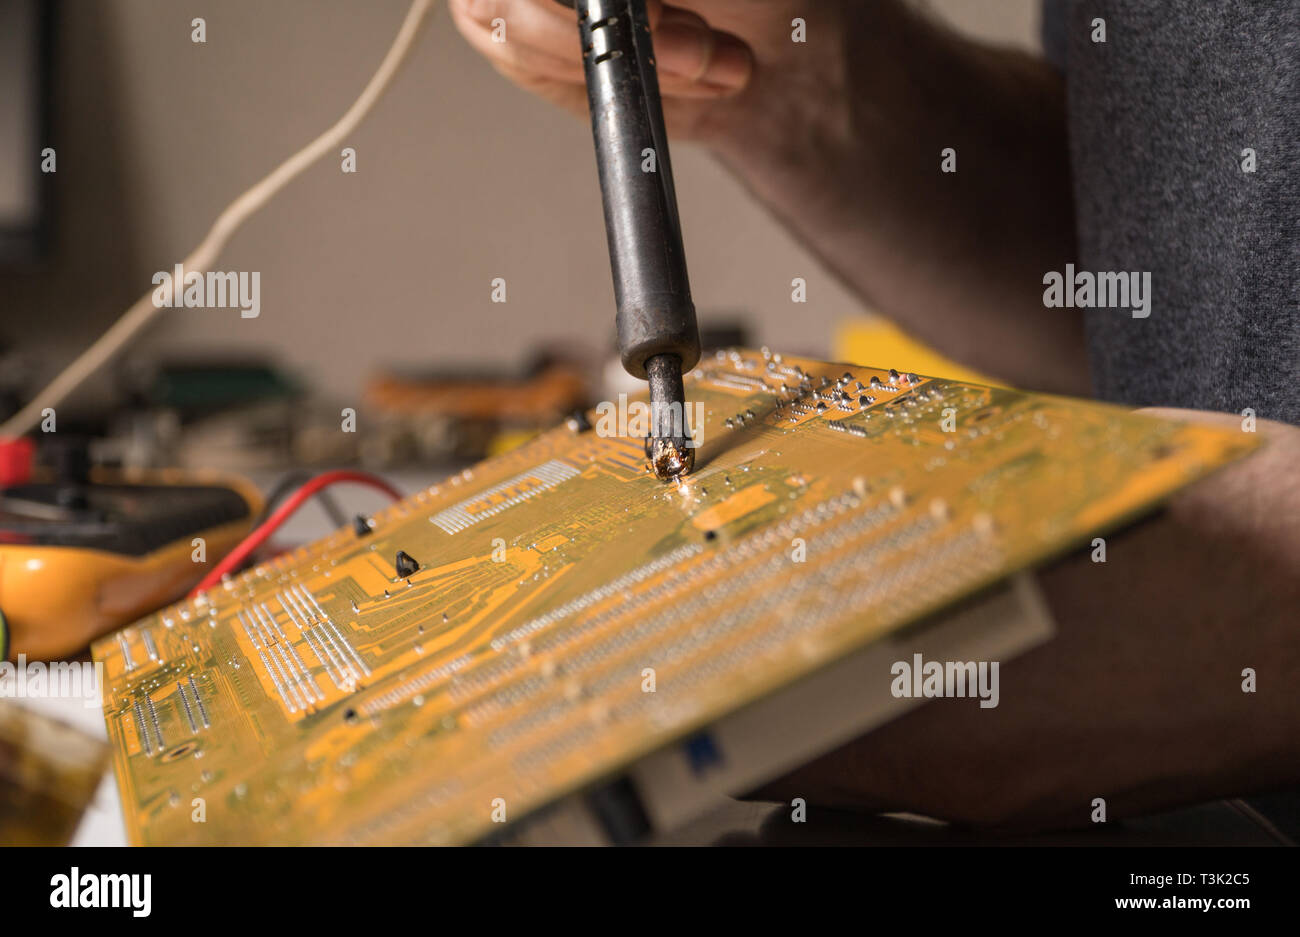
644, 354, 695, 481
648, 435, 695, 480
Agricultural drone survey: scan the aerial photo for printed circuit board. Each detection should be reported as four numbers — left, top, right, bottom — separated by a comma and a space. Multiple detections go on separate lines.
93, 350, 1257, 844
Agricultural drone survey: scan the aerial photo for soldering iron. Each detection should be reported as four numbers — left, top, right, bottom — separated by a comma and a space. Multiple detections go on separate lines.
558, 0, 702, 479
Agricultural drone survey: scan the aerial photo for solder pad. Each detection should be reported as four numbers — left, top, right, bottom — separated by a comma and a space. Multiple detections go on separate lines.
92, 350, 1258, 845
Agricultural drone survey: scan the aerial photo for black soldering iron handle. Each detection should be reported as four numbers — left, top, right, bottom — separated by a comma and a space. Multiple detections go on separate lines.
564, 0, 701, 381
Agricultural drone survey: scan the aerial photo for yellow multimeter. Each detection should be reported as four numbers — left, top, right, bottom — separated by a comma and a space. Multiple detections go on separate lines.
0, 468, 262, 660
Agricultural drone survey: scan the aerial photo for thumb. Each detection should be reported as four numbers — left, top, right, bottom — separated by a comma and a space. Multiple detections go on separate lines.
651, 6, 753, 94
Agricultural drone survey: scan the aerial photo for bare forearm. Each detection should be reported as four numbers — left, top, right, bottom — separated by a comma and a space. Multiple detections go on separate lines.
697, 1, 1087, 392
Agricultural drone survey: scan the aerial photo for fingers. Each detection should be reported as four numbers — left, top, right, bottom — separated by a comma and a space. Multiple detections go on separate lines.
654, 7, 753, 96
494, 61, 591, 117
451, 0, 753, 102
449, 0, 585, 84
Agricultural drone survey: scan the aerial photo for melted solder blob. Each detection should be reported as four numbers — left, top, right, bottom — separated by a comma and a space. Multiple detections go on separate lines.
647, 435, 695, 480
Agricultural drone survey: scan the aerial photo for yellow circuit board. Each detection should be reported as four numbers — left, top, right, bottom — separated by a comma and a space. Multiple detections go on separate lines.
93, 350, 1257, 845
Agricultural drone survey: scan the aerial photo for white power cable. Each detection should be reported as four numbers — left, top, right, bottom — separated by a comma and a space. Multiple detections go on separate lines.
0, 0, 437, 439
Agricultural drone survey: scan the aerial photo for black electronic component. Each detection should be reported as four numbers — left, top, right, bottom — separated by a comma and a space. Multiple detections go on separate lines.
565, 409, 592, 433
394, 550, 420, 578
583, 775, 653, 845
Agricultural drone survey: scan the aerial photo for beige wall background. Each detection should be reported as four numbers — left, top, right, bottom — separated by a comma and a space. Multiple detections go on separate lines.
3, 0, 1041, 409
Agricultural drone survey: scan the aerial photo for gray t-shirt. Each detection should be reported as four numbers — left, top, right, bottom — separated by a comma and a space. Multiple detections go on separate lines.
1042, 1, 1298, 425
